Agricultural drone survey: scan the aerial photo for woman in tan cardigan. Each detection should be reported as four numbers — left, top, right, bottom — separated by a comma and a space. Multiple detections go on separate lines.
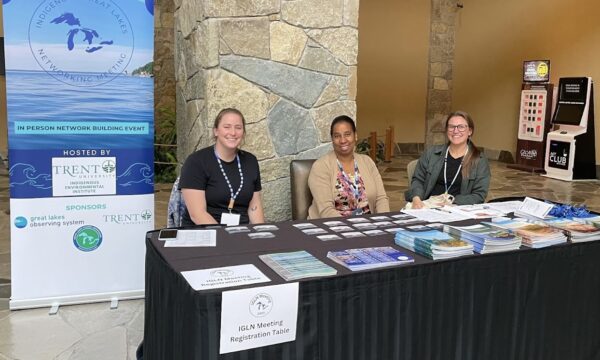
307, 115, 390, 219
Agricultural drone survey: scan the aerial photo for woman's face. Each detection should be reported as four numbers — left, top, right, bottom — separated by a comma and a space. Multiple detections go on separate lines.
331, 121, 356, 157
213, 112, 244, 151
446, 115, 472, 147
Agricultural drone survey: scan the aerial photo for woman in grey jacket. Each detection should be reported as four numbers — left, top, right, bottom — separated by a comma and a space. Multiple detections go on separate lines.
405, 111, 490, 208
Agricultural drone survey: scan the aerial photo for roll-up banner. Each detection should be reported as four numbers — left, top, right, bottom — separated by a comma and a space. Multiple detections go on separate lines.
4, 0, 155, 309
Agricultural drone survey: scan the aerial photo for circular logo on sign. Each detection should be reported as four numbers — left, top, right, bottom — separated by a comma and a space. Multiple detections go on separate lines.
14, 216, 28, 229
140, 209, 152, 221
73, 225, 103, 251
102, 160, 116, 173
249, 293, 273, 318
28, 0, 135, 87
210, 269, 234, 278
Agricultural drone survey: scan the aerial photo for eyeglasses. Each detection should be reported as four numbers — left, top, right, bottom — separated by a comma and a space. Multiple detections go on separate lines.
447, 124, 469, 132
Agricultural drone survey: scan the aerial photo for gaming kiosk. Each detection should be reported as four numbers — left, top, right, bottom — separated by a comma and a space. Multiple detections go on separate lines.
509, 60, 554, 173
544, 77, 596, 181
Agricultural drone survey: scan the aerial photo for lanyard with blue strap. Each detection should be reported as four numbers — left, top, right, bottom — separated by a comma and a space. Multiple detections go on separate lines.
214, 146, 244, 212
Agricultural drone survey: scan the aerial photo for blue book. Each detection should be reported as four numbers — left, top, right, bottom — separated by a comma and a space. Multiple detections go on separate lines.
327, 246, 414, 271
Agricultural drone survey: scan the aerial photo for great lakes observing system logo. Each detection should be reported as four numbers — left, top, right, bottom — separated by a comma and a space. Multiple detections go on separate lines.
28, 0, 135, 87
73, 225, 103, 252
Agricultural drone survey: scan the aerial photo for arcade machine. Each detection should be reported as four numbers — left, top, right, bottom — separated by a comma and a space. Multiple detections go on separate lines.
544, 77, 596, 180
508, 60, 554, 172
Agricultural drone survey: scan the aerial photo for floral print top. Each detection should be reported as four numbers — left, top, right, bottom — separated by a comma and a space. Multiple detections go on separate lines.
334, 169, 371, 217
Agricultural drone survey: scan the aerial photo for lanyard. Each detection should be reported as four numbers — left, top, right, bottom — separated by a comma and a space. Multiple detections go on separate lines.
444, 146, 468, 194
336, 159, 361, 199
214, 146, 244, 212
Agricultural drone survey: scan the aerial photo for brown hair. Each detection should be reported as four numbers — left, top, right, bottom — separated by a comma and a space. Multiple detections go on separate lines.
445, 110, 480, 177
213, 108, 246, 133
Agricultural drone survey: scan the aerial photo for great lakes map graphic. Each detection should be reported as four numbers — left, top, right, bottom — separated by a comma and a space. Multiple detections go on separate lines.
51, 12, 114, 53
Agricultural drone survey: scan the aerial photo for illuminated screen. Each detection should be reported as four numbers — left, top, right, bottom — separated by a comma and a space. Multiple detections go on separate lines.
523, 60, 550, 82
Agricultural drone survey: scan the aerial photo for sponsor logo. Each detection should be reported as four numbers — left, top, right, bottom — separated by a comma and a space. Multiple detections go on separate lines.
52, 157, 116, 196
103, 209, 153, 224
73, 225, 103, 251
14, 216, 28, 229
102, 160, 116, 173
28, 0, 134, 87
249, 293, 273, 318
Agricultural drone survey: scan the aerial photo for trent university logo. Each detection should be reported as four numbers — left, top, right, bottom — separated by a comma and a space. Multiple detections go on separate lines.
29, 0, 135, 87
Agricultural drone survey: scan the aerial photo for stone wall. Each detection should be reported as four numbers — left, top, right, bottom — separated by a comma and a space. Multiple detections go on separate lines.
174, 0, 359, 222
154, 0, 176, 116
425, 0, 460, 146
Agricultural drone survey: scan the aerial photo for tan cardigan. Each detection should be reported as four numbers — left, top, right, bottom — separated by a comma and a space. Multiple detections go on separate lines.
307, 151, 390, 219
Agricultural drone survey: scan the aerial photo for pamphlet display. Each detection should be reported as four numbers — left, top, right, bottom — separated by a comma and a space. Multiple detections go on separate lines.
544, 77, 596, 180
509, 60, 554, 173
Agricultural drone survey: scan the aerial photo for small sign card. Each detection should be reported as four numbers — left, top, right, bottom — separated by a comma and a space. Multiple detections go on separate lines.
181, 264, 270, 291
220, 283, 299, 354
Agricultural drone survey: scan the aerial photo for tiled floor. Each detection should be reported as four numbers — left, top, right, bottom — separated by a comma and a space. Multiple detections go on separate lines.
0, 156, 599, 359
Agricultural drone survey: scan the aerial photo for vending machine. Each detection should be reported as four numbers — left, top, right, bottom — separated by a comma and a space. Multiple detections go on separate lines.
543, 77, 596, 180
508, 60, 554, 173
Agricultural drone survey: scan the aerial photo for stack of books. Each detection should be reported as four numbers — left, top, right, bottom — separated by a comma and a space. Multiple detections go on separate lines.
327, 246, 414, 271
394, 225, 473, 260
574, 215, 600, 229
542, 218, 600, 243
444, 223, 522, 254
488, 218, 567, 248
259, 250, 337, 281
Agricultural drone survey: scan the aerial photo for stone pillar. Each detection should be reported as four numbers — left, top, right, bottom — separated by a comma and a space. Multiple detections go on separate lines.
154, 0, 176, 116
425, 0, 460, 146
175, 0, 359, 222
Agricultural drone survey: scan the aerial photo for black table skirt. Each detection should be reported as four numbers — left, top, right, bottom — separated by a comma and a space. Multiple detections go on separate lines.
144, 226, 600, 360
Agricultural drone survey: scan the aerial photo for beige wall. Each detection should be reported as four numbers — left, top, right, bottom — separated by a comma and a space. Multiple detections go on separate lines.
453, 0, 600, 163
356, 0, 430, 143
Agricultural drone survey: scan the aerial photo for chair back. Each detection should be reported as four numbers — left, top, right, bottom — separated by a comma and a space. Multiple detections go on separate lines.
290, 159, 316, 220
407, 159, 418, 183
167, 177, 186, 228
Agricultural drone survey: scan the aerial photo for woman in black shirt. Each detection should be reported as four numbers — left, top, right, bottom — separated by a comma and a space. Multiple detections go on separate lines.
179, 108, 265, 226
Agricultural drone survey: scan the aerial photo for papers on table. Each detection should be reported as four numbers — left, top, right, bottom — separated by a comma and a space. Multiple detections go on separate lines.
402, 208, 471, 223
181, 264, 270, 291
514, 197, 554, 220
484, 200, 523, 214
164, 229, 217, 247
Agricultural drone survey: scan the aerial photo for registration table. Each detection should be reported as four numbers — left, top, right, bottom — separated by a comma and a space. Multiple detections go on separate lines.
143, 215, 600, 360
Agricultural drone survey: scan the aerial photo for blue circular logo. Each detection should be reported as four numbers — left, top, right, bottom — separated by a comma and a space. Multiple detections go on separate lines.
14, 216, 28, 229
28, 0, 135, 87
73, 225, 103, 252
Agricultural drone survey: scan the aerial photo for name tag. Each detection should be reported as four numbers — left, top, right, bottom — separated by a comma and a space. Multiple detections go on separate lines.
221, 212, 241, 226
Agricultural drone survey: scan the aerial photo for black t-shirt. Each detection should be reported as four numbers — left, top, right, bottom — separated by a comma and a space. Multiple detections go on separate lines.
179, 146, 261, 226
431, 155, 463, 197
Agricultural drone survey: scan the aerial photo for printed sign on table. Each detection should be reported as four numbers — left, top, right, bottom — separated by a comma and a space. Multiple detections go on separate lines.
220, 283, 299, 354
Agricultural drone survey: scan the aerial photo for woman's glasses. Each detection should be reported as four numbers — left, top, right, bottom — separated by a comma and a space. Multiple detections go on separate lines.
447, 124, 469, 132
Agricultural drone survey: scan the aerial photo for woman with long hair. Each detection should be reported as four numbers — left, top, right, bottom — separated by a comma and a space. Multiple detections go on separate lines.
405, 111, 490, 209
